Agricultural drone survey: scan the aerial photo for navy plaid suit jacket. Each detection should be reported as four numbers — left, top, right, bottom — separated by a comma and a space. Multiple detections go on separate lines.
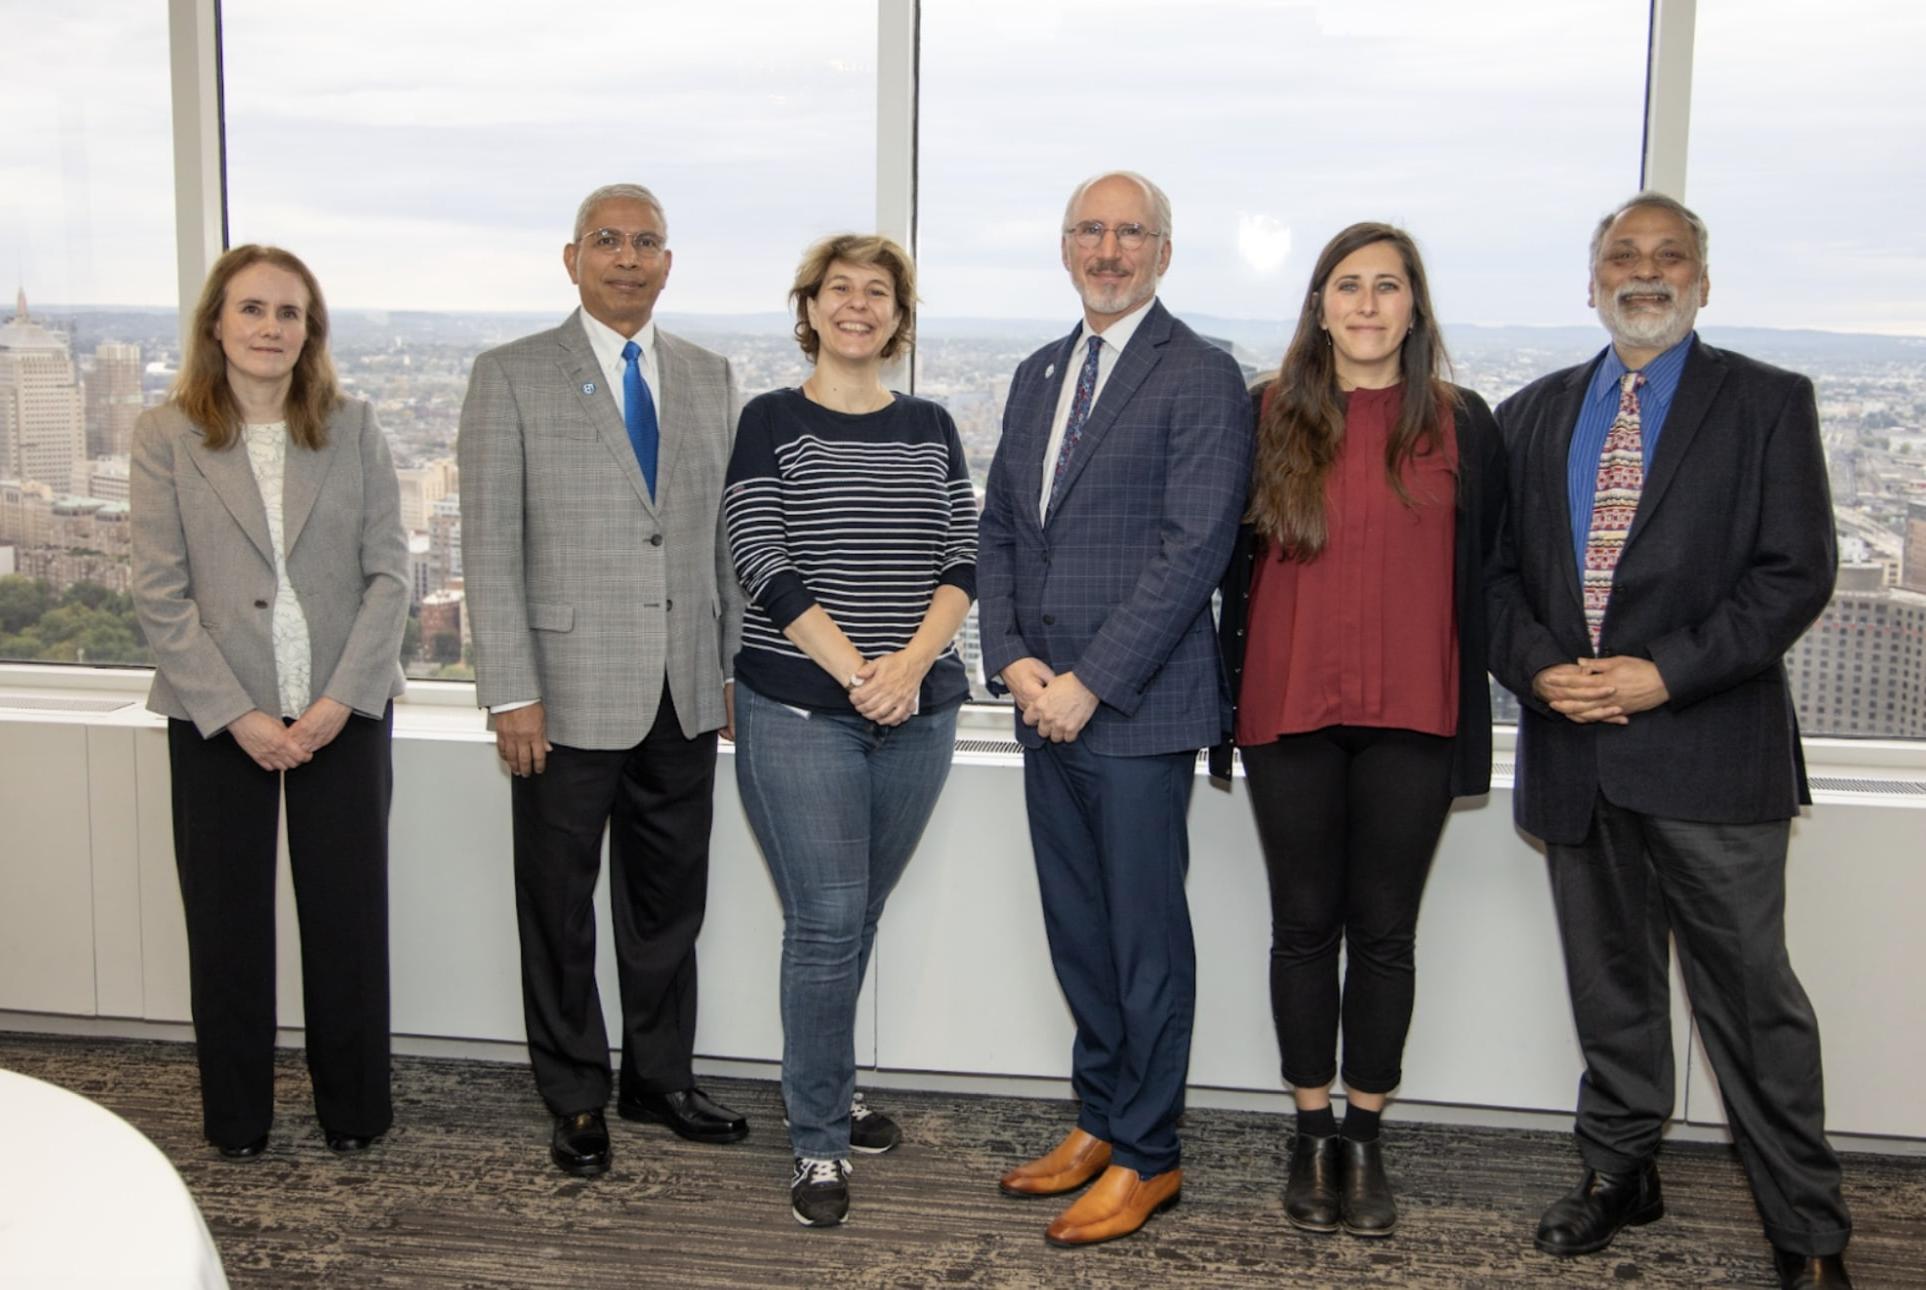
978, 300, 1254, 756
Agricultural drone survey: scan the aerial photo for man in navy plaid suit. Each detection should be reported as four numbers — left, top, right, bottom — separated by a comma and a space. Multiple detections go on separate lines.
978, 171, 1253, 1247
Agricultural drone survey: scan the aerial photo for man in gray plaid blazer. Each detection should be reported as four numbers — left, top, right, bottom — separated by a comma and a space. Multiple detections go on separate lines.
979, 172, 1253, 1246
459, 183, 748, 1178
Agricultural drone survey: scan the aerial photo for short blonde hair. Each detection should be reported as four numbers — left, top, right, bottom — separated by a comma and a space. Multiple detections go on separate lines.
790, 233, 917, 363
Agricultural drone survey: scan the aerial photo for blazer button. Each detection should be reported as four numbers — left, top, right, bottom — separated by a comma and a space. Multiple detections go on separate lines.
1042, 614, 1055, 626
665, 598, 674, 611
649, 533, 664, 547
253, 599, 269, 609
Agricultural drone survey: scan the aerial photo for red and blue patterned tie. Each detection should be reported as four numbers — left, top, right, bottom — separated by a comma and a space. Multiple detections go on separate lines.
1582, 371, 1646, 651
1047, 334, 1105, 517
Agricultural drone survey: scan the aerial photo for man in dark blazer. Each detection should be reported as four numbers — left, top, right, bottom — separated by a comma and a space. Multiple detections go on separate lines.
978, 171, 1252, 1247
1489, 193, 1851, 1289
459, 183, 748, 1178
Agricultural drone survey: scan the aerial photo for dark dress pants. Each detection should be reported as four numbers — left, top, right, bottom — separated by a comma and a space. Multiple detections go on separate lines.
512, 683, 718, 1115
1548, 795, 1851, 1257
168, 707, 394, 1148
1024, 739, 1197, 1176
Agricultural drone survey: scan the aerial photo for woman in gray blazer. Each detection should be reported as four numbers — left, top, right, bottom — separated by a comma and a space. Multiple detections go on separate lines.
131, 245, 408, 1159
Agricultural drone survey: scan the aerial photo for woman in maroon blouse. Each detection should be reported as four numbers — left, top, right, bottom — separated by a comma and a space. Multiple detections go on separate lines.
1212, 222, 1506, 1238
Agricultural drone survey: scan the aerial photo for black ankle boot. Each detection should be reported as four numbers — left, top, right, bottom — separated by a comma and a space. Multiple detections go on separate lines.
1283, 1133, 1340, 1233
1338, 1137, 1397, 1236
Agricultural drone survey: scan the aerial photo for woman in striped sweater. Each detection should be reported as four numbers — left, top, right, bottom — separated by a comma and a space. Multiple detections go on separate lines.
723, 233, 977, 1229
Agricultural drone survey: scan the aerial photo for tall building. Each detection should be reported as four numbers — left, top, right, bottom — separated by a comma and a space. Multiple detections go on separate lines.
1787, 562, 1926, 739
1903, 499, 1926, 596
0, 290, 86, 494
395, 456, 457, 533
84, 341, 143, 459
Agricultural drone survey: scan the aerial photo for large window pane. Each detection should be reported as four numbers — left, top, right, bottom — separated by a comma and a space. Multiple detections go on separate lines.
223, 1, 877, 679
0, 2, 177, 665
918, 0, 1650, 702
1692, 0, 1926, 740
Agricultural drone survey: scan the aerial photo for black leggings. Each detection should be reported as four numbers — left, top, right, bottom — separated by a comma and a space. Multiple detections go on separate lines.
1240, 725, 1453, 1095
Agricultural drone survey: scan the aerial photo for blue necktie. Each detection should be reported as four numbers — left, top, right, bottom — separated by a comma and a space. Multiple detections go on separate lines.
1047, 334, 1105, 517
621, 339, 659, 500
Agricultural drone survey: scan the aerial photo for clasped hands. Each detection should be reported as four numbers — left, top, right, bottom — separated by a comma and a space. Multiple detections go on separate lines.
227, 697, 352, 772
1532, 656, 1670, 725
846, 651, 926, 727
1002, 657, 1099, 743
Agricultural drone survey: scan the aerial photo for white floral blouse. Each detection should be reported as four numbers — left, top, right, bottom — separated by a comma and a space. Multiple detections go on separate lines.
242, 421, 314, 718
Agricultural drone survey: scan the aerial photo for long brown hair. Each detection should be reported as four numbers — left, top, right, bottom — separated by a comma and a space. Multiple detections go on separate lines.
172, 244, 339, 451
1247, 222, 1458, 558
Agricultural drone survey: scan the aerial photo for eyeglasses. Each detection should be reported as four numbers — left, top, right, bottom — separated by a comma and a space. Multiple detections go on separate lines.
582, 228, 667, 259
1064, 221, 1163, 250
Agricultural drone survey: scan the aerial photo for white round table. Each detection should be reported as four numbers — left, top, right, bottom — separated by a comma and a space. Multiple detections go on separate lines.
0, 1067, 227, 1288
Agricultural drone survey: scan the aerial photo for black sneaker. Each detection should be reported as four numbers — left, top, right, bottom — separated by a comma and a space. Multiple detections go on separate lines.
782, 1093, 904, 1155
848, 1093, 902, 1154
790, 1156, 851, 1227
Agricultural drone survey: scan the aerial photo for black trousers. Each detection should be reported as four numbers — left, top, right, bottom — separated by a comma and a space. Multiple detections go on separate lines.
167, 707, 394, 1148
512, 684, 719, 1115
1548, 796, 1851, 1256
1240, 725, 1453, 1095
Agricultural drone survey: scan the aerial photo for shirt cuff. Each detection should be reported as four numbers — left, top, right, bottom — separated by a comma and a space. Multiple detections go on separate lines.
489, 698, 539, 715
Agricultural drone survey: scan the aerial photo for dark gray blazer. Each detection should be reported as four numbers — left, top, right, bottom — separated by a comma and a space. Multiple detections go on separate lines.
458, 311, 742, 749
1488, 338, 1837, 844
131, 399, 409, 737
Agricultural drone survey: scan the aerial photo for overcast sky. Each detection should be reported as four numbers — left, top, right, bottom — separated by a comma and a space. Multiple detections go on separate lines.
4, 0, 1923, 334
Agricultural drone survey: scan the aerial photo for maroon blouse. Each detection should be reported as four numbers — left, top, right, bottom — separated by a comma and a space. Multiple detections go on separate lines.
1235, 383, 1460, 745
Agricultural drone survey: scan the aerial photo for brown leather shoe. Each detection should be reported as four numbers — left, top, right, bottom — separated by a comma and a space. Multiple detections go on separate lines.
999, 1127, 1112, 1197
1045, 1164, 1182, 1246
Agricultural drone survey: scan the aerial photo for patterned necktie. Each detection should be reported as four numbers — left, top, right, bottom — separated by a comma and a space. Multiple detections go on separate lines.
1046, 334, 1106, 516
621, 339, 660, 500
1582, 370, 1646, 651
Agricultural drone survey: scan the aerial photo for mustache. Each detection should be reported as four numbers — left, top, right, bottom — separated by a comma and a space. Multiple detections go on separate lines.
1087, 257, 1129, 276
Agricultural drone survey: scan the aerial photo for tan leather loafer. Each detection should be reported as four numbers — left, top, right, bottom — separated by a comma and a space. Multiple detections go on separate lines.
998, 1126, 1112, 1197
1045, 1164, 1182, 1246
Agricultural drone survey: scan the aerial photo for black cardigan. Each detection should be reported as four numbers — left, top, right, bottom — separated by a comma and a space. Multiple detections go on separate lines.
1209, 382, 1507, 798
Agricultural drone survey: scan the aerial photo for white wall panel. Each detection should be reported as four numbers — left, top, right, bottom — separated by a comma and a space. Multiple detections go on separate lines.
0, 720, 97, 1015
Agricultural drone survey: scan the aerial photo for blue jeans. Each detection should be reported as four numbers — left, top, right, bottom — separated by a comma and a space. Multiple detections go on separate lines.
734, 681, 957, 1159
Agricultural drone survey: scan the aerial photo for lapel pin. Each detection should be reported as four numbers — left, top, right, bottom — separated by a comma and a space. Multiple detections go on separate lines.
582, 381, 597, 396
1044, 364, 1055, 379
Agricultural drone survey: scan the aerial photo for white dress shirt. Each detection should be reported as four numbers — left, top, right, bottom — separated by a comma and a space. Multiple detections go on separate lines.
1038, 296, 1156, 521
578, 310, 661, 419
241, 420, 314, 718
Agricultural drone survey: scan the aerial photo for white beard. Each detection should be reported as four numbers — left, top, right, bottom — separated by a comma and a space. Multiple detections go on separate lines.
1597, 283, 1700, 352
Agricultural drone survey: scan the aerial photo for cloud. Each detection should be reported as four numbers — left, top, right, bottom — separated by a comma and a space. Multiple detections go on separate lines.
1236, 214, 1292, 276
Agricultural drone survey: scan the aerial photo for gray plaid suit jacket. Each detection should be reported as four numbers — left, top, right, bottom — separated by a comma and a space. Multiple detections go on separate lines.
977, 300, 1253, 756
131, 398, 409, 737
458, 310, 742, 749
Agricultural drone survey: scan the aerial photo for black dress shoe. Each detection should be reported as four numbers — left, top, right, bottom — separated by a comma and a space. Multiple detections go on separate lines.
617, 1086, 748, 1144
324, 1130, 377, 1153
1774, 1248, 1853, 1288
1339, 1137, 1397, 1237
551, 1109, 610, 1177
1283, 1133, 1340, 1233
216, 1135, 268, 1161
1534, 1161, 1664, 1256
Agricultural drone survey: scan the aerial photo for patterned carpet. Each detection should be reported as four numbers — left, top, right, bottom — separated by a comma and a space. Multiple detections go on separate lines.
3, 1034, 1921, 1288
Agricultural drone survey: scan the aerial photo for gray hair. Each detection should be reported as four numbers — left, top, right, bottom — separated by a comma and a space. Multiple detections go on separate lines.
1062, 170, 1174, 243
573, 183, 667, 242
1589, 191, 1708, 268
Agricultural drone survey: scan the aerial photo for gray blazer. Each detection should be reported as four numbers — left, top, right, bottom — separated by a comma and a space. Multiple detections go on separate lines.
457, 311, 742, 749
131, 399, 410, 737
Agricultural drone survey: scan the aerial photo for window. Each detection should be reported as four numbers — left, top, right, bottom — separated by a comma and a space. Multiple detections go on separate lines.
222, 1, 877, 678
916, 0, 1648, 700
1692, 0, 1926, 738
0, 4, 176, 665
